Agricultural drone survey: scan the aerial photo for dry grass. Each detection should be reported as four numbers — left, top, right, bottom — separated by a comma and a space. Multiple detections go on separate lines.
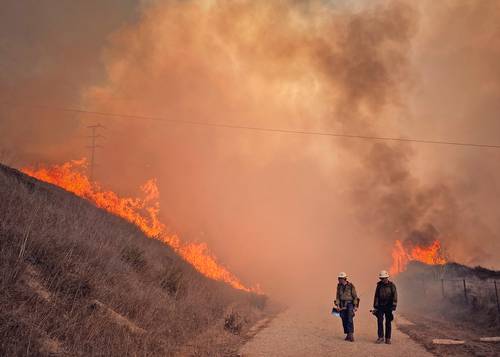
398, 262, 500, 328
0, 164, 267, 356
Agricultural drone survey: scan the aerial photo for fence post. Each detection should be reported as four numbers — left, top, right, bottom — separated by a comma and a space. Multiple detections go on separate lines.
494, 280, 500, 313
441, 279, 445, 298
463, 279, 468, 304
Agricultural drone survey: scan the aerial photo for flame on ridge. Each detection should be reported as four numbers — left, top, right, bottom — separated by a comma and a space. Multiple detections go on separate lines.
389, 239, 446, 276
22, 159, 256, 292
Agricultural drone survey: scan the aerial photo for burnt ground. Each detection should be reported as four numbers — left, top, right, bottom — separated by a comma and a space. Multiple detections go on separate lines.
399, 309, 500, 357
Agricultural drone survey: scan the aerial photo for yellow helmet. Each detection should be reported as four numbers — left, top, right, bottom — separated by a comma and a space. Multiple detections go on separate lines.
338, 272, 348, 279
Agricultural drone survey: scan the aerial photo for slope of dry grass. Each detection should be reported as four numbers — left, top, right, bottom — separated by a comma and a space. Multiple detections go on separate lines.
0, 164, 267, 356
398, 261, 500, 328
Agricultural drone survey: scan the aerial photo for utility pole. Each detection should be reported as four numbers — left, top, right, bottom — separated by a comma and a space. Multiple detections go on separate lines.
86, 123, 105, 181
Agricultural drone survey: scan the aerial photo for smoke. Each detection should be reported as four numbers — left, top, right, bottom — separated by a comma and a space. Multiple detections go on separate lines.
2, 0, 500, 301
0, 0, 139, 162
405, 225, 439, 248
395, 0, 500, 269
77, 0, 421, 299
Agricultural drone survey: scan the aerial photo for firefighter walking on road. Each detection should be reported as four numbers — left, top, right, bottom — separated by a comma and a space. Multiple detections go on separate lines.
373, 270, 398, 344
334, 272, 360, 342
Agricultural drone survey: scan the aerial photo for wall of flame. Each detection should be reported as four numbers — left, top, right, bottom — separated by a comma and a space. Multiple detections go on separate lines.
390, 239, 446, 276
22, 159, 258, 292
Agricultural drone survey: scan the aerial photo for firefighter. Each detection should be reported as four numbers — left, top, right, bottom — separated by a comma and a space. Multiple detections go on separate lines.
334, 272, 359, 342
373, 270, 398, 344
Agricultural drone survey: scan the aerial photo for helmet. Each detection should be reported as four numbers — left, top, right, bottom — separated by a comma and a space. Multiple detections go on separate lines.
379, 270, 390, 279
338, 272, 347, 279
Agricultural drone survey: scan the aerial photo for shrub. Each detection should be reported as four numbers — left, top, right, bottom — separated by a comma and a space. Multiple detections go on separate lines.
224, 311, 243, 335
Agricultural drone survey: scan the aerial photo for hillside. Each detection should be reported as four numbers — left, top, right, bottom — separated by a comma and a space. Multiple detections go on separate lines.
402, 261, 500, 280
394, 262, 500, 356
397, 260, 500, 329
0, 164, 267, 356
397, 261, 500, 323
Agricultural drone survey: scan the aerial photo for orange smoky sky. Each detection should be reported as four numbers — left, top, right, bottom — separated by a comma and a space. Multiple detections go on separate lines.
1, 0, 500, 300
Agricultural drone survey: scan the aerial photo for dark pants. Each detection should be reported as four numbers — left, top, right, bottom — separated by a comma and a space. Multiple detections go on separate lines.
376, 306, 393, 339
340, 302, 354, 334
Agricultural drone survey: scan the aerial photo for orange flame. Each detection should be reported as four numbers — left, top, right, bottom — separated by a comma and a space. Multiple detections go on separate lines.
389, 239, 446, 275
22, 159, 257, 292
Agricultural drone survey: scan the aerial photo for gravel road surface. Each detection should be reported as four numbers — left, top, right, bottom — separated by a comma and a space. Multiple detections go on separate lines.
240, 304, 432, 356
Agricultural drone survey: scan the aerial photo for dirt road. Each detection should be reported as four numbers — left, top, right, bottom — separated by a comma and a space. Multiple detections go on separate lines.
239, 305, 432, 356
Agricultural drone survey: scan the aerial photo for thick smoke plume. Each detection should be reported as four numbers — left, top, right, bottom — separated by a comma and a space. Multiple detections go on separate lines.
0, 0, 140, 163
1, 0, 500, 301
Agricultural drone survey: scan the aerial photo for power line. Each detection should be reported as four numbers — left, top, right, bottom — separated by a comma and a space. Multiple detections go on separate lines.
86, 123, 105, 181
4, 102, 500, 149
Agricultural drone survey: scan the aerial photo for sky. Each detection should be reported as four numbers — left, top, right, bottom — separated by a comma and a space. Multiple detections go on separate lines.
1, 0, 500, 301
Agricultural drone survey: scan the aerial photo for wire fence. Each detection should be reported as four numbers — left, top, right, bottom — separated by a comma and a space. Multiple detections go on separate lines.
413, 278, 500, 314
441, 279, 500, 312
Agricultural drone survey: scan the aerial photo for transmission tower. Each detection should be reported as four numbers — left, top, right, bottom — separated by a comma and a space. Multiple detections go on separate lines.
86, 123, 105, 181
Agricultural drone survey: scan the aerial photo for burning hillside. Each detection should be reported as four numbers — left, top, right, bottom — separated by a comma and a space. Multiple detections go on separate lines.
22, 159, 257, 292
0, 162, 267, 356
390, 225, 447, 275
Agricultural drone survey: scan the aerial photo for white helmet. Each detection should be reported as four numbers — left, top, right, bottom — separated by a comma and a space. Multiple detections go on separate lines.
379, 270, 390, 279
338, 272, 347, 279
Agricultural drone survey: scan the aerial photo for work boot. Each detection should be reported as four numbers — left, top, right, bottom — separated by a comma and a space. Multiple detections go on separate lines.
347, 333, 354, 342
376, 338, 384, 344
344, 334, 349, 341
385, 338, 391, 344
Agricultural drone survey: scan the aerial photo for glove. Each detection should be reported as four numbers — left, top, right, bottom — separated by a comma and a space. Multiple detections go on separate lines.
392, 306, 397, 311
